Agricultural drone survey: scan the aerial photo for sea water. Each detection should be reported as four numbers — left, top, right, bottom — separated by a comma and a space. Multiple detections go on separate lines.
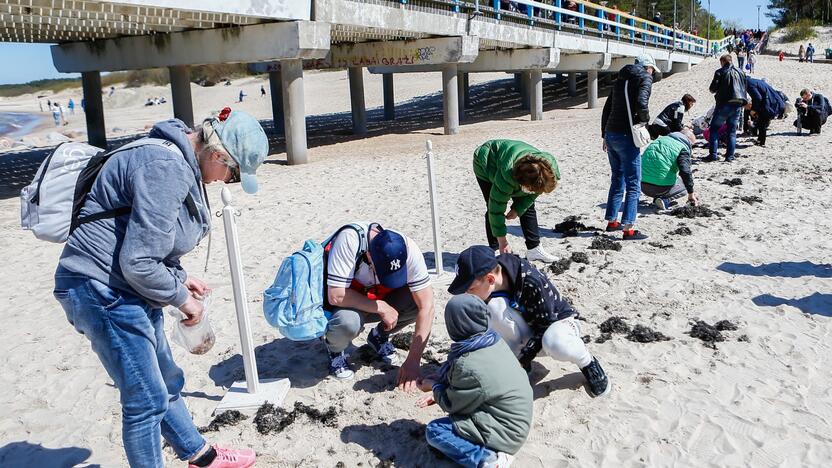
0, 112, 43, 138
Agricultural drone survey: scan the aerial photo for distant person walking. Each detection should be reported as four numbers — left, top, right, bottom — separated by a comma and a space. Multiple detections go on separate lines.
806, 43, 816, 63
51, 104, 61, 126
600, 54, 656, 240
68, 99, 75, 115
239, 89, 247, 102
109, 86, 115, 97
704, 54, 747, 162
260, 85, 266, 98
798, 44, 805, 63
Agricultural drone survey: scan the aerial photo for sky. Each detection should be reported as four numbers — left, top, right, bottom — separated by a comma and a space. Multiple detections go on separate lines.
0, 0, 776, 86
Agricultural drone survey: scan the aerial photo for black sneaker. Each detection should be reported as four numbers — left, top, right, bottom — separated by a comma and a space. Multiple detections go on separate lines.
702, 155, 719, 162
581, 357, 611, 397
622, 229, 649, 241
724, 155, 736, 162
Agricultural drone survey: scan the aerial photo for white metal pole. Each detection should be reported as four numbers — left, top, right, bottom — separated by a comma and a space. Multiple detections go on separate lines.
220, 187, 259, 394
425, 140, 443, 276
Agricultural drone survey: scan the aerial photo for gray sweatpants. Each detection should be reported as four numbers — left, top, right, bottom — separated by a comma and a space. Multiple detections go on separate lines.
324, 287, 419, 353
641, 178, 687, 201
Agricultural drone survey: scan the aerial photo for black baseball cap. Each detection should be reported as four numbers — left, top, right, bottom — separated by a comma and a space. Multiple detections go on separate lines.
447, 245, 498, 295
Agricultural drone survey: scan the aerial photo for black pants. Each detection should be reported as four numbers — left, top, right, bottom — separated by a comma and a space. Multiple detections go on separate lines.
756, 114, 771, 145
476, 178, 540, 250
800, 108, 828, 134
647, 124, 671, 140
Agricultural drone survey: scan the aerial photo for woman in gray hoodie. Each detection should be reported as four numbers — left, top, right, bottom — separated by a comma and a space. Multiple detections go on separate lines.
53, 108, 268, 468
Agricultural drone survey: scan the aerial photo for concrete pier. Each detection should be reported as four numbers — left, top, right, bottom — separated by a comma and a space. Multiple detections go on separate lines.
529, 69, 543, 121
587, 70, 599, 109
382, 73, 395, 120
168, 65, 194, 129
81, 71, 106, 149
568, 72, 577, 96
280, 59, 308, 165
442, 64, 459, 135
348, 67, 367, 135
268, 70, 284, 137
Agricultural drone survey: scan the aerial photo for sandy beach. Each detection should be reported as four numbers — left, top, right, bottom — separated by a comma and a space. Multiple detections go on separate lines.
1, 54, 831, 467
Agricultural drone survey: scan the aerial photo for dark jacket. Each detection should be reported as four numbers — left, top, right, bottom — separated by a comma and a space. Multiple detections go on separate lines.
746, 78, 785, 119
709, 63, 748, 106
803, 92, 832, 117
492, 254, 577, 369
601, 64, 653, 137
653, 101, 686, 132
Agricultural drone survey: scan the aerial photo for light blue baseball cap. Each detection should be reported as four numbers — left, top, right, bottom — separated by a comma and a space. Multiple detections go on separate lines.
212, 108, 269, 194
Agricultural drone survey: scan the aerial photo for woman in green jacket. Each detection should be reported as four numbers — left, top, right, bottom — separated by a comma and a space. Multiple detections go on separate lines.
473, 139, 560, 263
417, 294, 533, 468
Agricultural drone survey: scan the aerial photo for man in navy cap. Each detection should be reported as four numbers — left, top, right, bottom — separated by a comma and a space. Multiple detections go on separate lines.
322, 222, 435, 389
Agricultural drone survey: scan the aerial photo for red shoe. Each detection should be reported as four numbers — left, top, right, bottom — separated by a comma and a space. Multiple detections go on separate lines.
605, 221, 622, 232
188, 445, 256, 468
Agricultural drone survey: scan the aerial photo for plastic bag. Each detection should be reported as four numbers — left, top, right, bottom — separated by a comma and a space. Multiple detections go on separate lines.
168, 293, 216, 355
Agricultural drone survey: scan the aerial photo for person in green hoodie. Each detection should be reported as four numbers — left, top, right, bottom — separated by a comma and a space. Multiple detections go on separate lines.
473, 139, 560, 263
416, 294, 532, 468
640, 128, 699, 210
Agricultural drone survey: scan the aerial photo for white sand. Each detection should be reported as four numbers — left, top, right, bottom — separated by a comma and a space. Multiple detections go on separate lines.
766, 26, 832, 55
1, 55, 832, 467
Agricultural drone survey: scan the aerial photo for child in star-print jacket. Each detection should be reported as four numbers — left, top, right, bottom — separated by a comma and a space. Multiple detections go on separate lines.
447, 245, 611, 397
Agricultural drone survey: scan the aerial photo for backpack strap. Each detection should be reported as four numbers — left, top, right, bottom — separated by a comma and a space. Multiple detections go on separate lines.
73, 138, 198, 231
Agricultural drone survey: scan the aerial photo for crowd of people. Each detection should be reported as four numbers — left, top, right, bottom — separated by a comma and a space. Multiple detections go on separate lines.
39, 31, 831, 468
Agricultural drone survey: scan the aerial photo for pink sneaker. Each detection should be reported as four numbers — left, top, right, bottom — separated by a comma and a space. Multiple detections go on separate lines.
188, 445, 256, 468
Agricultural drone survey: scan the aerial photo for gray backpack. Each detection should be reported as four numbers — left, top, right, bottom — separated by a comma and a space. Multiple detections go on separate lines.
20, 138, 186, 243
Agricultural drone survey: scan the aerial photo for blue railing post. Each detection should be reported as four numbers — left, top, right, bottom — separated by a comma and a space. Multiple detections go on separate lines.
492, 0, 500, 19
453, 0, 460, 13
527, 3, 534, 26
597, 9, 604, 34
555, 0, 562, 26
578, 4, 585, 31
653, 25, 658, 44
615, 13, 621, 38
629, 17, 635, 42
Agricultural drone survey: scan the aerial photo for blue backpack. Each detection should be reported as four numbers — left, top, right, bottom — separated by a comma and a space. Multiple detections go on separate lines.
263, 224, 367, 341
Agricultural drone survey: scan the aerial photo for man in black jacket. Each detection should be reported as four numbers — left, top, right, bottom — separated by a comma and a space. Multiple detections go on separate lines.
704, 54, 748, 162
795, 89, 832, 135
600, 54, 656, 241
648, 94, 697, 139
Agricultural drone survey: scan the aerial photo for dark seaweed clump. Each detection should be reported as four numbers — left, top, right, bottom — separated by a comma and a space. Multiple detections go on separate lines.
589, 237, 622, 251
739, 195, 763, 205
571, 252, 590, 264
670, 204, 723, 219
254, 401, 338, 435
626, 325, 672, 343
599, 316, 631, 334
670, 226, 692, 236
548, 258, 572, 275
721, 178, 743, 186
648, 242, 674, 249
198, 410, 247, 433
391, 331, 414, 350
553, 216, 601, 237
595, 333, 612, 344
688, 320, 739, 349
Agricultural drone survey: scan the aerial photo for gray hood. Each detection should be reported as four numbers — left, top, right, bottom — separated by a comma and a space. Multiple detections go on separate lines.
445, 294, 490, 341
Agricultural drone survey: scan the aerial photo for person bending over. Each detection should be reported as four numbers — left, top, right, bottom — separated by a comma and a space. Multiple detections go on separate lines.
641, 129, 699, 210
648, 94, 697, 139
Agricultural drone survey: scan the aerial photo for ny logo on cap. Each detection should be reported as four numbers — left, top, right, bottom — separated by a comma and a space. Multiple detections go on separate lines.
390, 259, 402, 270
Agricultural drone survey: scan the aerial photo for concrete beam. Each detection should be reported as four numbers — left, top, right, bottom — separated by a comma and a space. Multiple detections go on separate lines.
607, 57, 635, 72
268, 70, 284, 137
328, 36, 478, 68
587, 70, 599, 109
442, 64, 459, 135
671, 61, 692, 73
281, 59, 308, 165
52, 21, 330, 72
81, 71, 106, 149
529, 70, 543, 121
368, 48, 560, 74
382, 73, 395, 121
553, 53, 612, 72
348, 67, 367, 135
168, 65, 194, 129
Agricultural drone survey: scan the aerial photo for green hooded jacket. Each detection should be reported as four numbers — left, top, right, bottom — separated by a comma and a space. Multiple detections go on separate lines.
433, 339, 533, 454
473, 139, 560, 237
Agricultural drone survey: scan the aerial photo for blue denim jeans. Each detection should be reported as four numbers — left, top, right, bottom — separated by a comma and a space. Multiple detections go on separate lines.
604, 131, 642, 226
709, 103, 742, 159
426, 417, 495, 468
53, 266, 205, 468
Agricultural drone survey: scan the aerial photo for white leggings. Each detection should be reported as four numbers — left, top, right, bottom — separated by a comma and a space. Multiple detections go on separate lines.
487, 297, 593, 369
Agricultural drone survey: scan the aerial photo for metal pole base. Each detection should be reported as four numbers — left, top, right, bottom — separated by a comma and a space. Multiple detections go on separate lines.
215, 378, 291, 414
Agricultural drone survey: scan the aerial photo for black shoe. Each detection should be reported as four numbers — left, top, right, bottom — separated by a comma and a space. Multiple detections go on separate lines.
581, 357, 610, 397
724, 155, 736, 162
622, 229, 649, 241
702, 155, 719, 162
605, 221, 623, 232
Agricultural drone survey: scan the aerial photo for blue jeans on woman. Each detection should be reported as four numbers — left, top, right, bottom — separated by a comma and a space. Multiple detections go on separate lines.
708, 103, 742, 160
53, 266, 206, 468
426, 417, 496, 468
604, 131, 642, 226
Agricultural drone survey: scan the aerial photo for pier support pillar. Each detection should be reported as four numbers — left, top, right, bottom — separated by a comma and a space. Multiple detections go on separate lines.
348, 67, 367, 135
442, 64, 460, 135
280, 59, 308, 165
168, 65, 194, 129
529, 69, 543, 121
81, 71, 107, 149
587, 70, 599, 109
268, 70, 284, 137
383, 73, 395, 120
